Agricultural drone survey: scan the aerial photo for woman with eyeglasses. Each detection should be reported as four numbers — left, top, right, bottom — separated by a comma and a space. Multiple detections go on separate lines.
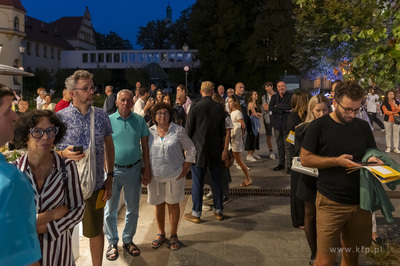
12, 110, 85, 266
381, 90, 400, 153
147, 102, 196, 250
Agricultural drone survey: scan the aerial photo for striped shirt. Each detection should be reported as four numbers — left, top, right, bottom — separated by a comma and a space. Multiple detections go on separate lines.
14, 152, 85, 266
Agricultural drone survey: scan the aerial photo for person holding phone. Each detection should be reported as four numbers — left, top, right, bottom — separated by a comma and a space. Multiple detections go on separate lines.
56, 70, 114, 266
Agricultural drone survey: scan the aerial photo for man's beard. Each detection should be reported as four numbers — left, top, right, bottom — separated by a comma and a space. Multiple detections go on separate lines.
335, 108, 354, 125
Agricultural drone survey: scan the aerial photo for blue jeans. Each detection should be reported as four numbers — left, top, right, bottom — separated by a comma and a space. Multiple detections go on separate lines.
104, 163, 142, 245
191, 165, 223, 217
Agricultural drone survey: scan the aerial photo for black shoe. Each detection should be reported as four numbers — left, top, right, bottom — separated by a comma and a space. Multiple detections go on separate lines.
273, 164, 285, 171
286, 167, 291, 174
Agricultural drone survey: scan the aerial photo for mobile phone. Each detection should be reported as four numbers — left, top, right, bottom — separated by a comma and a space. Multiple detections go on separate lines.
73, 146, 83, 154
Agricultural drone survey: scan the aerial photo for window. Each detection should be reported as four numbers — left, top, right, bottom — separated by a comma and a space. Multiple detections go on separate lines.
14, 17, 19, 30
154, 53, 160, 62
106, 53, 112, 62
114, 53, 120, 63
168, 53, 175, 62
36, 44, 39, 57
50, 47, 54, 59
129, 53, 135, 62
27, 42, 31, 55
121, 53, 128, 63
43, 46, 47, 58
90, 53, 96, 62
98, 53, 104, 62
161, 53, 167, 62
82, 53, 88, 63
145, 53, 152, 62
138, 53, 143, 62
185, 53, 192, 62
176, 53, 183, 62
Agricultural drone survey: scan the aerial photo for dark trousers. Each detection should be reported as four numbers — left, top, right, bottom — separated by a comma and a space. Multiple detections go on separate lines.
191, 165, 223, 216
367, 112, 384, 129
290, 171, 305, 227
274, 129, 291, 167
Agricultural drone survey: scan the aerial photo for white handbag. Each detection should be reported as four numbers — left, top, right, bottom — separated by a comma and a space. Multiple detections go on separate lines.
75, 106, 96, 200
291, 156, 319, 177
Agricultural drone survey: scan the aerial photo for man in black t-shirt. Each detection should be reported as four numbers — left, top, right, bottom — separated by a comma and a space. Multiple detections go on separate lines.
301, 81, 383, 266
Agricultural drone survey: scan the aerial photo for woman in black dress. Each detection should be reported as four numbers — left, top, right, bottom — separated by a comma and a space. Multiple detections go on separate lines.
295, 94, 331, 264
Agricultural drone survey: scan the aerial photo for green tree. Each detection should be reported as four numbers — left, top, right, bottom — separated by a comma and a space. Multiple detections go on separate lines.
125, 68, 150, 88
136, 20, 172, 49
293, 0, 399, 90
188, 0, 296, 88
93, 67, 112, 92
95, 31, 132, 50
136, 7, 193, 49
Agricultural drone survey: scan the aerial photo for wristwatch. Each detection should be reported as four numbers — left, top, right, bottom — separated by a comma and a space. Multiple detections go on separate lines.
107, 172, 114, 177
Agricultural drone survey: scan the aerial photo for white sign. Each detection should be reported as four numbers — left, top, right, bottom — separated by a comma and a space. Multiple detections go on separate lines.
183, 66, 190, 72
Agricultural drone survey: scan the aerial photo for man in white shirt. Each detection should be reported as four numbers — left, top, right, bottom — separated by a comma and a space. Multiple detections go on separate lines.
366, 86, 384, 131
133, 86, 153, 117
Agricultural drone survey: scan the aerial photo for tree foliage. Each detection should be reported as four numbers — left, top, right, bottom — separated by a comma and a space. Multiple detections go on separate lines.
293, 0, 400, 90
95, 31, 132, 50
125, 68, 150, 88
188, 0, 296, 88
136, 7, 192, 49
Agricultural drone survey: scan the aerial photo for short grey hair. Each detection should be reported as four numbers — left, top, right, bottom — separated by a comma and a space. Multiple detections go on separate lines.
117, 89, 133, 100
65, 70, 93, 91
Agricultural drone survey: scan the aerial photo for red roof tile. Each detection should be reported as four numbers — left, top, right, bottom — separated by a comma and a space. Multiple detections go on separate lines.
51, 17, 84, 39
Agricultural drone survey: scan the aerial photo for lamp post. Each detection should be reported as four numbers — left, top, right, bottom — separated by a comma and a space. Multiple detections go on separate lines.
183, 43, 189, 90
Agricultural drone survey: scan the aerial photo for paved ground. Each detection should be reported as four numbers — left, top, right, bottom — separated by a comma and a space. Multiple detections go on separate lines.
76, 117, 400, 266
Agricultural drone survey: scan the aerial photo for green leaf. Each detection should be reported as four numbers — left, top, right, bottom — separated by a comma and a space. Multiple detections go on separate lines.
330, 35, 337, 42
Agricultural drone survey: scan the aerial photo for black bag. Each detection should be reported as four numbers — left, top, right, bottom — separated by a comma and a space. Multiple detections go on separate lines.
394, 115, 400, 125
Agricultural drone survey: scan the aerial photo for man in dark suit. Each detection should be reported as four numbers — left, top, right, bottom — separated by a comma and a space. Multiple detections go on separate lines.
103, 85, 117, 115
269, 81, 292, 172
185, 81, 226, 223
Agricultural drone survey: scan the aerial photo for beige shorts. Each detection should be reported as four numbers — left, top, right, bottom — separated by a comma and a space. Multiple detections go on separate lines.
316, 191, 372, 254
147, 177, 185, 205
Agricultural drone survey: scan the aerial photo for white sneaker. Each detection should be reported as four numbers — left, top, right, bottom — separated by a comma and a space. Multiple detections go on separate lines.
269, 152, 276, 160
394, 148, 400, 154
203, 191, 213, 200
235, 164, 250, 171
253, 154, 261, 160
202, 204, 212, 211
385, 148, 391, 153
246, 155, 257, 162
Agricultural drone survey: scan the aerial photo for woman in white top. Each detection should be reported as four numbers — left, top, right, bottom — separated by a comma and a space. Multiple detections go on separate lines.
148, 102, 196, 250
41, 95, 56, 111
228, 95, 252, 187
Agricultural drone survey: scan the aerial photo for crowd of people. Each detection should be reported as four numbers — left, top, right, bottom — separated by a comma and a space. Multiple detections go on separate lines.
0, 69, 396, 266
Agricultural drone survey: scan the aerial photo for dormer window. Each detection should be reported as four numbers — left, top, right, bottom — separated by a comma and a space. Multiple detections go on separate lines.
14, 17, 20, 30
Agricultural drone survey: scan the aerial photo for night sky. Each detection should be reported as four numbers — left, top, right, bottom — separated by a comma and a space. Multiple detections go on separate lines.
20, 0, 196, 48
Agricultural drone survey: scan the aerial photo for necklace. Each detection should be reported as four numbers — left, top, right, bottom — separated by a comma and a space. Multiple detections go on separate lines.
30, 156, 53, 181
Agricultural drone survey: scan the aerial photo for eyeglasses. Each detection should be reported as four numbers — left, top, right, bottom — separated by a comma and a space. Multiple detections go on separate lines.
30, 127, 59, 139
73, 86, 96, 93
156, 111, 170, 117
336, 101, 362, 114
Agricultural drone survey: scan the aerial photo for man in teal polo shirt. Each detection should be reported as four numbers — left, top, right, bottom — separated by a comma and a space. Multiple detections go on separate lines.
104, 89, 151, 261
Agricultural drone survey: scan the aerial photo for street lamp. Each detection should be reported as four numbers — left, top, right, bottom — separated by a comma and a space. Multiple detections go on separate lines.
182, 43, 189, 90
19, 45, 25, 54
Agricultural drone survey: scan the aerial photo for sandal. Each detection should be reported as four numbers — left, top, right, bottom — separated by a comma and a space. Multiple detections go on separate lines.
169, 234, 182, 251
240, 181, 252, 187
151, 233, 166, 249
106, 244, 119, 261
123, 242, 141, 257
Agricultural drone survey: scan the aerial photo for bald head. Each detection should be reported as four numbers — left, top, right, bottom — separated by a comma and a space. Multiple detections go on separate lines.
235, 82, 245, 97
